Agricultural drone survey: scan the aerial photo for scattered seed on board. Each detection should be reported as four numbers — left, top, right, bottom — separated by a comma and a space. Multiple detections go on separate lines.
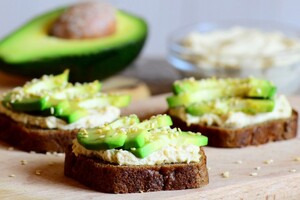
264, 159, 274, 164
250, 172, 258, 176
222, 171, 230, 178
35, 170, 42, 175
20, 160, 28, 165
255, 166, 261, 170
8, 147, 14, 151
289, 169, 297, 173
294, 157, 300, 162
235, 160, 243, 164
9, 174, 15, 178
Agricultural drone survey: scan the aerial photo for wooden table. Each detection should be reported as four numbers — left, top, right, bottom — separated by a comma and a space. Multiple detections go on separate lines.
0, 93, 300, 199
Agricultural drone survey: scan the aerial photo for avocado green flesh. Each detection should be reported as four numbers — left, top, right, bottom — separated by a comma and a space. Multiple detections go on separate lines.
0, 9, 147, 81
130, 135, 169, 158
77, 129, 127, 150
168, 83, 276, 108
3, 97, 48, 112
173, 78, 276, 98
123, 130, 147, 149
178, 132, 208, 146
77, 116, 140, 150
77, 114, 208, 158
186, 98, 275, 116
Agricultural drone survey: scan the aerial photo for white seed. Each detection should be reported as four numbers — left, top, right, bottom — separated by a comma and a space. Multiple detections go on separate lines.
8, 147, 14, 151
235, 160, 243, 164
20, 160, 28, 165
264, 159, 274, 164
9, 174, 15, 177
30, 151, 36, 154
255, 166, 261, 170
289, 169, 297, 173
294, 157, 300, 162
222, 171, 230, 178
250, 172, 258, 176
35, 170, 42, 175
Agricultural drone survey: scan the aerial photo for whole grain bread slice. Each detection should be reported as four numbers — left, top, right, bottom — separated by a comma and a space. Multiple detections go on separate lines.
64, 146, 209, 193
168, 110, 298, 148
0, 113, 78, 153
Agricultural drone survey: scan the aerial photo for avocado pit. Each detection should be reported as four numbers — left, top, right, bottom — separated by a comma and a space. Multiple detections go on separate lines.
50, 1, 116, 39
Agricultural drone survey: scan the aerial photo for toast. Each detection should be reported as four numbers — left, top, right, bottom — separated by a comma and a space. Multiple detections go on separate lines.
168, 110, 298, 148
0, 113, 77, 152
64, 145, 209, 193
0, 71, 131, 153
64, 114, 209, 193
167, 77, 298, 148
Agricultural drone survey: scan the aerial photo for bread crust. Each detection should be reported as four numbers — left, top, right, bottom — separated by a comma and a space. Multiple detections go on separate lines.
168, 110, 298, 148
64, 146, 209, 193
0, 113, 77, 153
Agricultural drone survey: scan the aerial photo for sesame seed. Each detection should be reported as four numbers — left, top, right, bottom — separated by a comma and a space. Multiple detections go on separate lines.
8, 147, 14, 151
35, 170, 42, 175
294, 157, 300, 162
30, 151, 36, 154
289, 169, 297, 173
250, 172, 258, 176
264, 159, 274, 164
20, 160, 28, 165
9, 174, 15, 178
222, 171, 230, 178
235, 160, 243, 164
255, 166, 261, 170
207, 167, 211, 171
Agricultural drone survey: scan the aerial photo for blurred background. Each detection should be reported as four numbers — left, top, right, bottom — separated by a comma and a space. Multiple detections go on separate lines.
0, 0, 300, 95
1, 0, 299, 58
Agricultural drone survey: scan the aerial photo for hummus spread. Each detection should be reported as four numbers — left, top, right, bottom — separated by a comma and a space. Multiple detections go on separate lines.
0, 103, 120, 130
72, 139, 201, 165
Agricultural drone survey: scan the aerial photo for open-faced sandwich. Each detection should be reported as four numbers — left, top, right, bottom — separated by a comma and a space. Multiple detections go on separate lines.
167, 77, 298, 148
0, 70, 131, 153
65, 114, 209, 193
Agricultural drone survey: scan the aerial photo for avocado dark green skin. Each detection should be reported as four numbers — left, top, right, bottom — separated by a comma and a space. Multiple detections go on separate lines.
0, 6, 148, 82
0, 38, 146, 82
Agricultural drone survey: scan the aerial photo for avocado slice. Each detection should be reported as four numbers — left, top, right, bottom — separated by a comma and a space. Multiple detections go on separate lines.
173, 77, 276, 98
77, 115, 140, 150
186, 98, 275, 116
3, 71, 103, 113
77, 114, 208, 158
123, 114, 173, 149
3, 70, 69, 112
0, 8, 147, 82
167, 78, 276, 108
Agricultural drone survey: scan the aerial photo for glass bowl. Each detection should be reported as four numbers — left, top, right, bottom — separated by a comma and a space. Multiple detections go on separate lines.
167, 21, 300, 94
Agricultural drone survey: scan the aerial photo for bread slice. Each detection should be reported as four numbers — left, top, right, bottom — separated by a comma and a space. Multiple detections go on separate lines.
64, 146, 209, 193
0, 113, 77, 153
168, 110, 298, 148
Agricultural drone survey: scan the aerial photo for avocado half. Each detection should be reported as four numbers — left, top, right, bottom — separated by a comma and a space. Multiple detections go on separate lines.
0, 8, 147, 82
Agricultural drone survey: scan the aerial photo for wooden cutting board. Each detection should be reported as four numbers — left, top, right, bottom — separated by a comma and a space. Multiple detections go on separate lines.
1, 94, 300, 200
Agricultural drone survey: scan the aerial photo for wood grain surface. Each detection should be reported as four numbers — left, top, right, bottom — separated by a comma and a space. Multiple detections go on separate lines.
0, 94, 300, 200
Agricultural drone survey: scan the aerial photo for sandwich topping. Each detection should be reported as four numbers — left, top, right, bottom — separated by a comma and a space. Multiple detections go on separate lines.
72, 114, 208, 165
0, 70, 130, 129
167, 77, 292, 128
